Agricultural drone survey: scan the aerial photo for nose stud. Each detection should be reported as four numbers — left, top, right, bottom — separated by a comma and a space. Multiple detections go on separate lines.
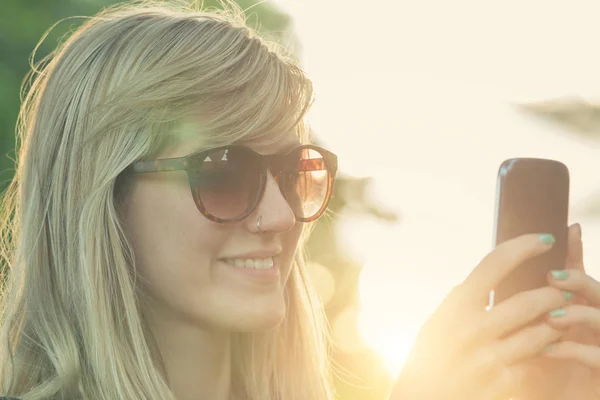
257, 215, 263, 234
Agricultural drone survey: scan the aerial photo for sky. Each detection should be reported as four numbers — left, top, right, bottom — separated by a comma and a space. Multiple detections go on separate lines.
271, 0, 600, 376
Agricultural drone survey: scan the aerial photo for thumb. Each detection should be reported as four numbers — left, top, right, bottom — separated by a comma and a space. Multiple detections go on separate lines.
566, 223, 583, 272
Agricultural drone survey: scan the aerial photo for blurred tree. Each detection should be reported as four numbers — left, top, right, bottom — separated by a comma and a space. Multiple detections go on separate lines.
0, 0, 295, 189
523, 97, 600, 138
521, 98, 600, 218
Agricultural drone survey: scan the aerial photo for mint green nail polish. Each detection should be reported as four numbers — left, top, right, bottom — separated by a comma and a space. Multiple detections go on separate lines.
551, 270, 569, 280
538, 234, 556, 245
549, 308, 567, 318
562, 290, 574, 301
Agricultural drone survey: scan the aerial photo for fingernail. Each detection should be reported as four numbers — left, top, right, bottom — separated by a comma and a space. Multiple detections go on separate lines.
551, 270, 569, 280
545, 344, 556, 352
538, 234, 555, 245
562, 290, 574, 301
549, 308, 567, 318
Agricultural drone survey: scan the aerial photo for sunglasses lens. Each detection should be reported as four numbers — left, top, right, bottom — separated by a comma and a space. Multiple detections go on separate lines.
280, 147, 331, 220
189, 147, 261, 220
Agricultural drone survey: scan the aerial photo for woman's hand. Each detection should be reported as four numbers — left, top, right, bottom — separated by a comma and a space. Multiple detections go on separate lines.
515, 223, 600, 400
389, 232, 573, 400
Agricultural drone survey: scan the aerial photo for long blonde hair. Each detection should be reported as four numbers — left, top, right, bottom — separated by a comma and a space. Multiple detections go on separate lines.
0, 1, 334, 399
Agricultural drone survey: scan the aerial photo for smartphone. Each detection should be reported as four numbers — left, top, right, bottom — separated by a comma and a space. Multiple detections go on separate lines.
489, 158, 570, 307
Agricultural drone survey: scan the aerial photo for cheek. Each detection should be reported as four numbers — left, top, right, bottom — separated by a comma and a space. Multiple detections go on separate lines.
280, 223, 304, 278
286, 223, 304, 250
122, 179, 228, 307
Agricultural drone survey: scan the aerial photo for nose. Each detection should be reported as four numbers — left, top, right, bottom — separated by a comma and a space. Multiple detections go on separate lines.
247, 172, 295, 234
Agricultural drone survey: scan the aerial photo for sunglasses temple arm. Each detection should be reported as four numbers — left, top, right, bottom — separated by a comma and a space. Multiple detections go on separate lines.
130, 158, 188, 173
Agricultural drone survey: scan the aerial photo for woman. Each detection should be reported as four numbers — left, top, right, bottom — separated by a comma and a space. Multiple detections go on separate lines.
0, 1, 599, 399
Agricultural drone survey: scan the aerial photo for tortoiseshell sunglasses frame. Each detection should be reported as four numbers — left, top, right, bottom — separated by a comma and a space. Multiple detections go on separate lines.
127, 144, 338, 223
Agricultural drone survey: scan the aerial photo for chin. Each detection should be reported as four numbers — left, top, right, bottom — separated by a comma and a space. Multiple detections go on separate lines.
238, 318, 284, 332
232, 301, 287, 332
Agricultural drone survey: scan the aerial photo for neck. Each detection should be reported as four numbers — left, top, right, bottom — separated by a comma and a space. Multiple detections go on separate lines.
145, 308, 233, 400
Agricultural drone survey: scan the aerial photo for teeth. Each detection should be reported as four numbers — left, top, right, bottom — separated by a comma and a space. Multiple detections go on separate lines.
225, 257, 274, 270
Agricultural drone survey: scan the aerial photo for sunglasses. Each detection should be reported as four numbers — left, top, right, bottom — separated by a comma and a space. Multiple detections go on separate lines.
128, 144, 338, 223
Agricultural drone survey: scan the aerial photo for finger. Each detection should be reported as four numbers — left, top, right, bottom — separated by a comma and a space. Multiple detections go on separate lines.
548, 223, 587, 307
493, 322, 562, 364
545, 304, 600, 333
561, 324, 597, 348
462, 233, 555, 301
544, 340, 600, 369
463, 286, 569, 343
548, 269, 600, 305
566, 222, 584, 270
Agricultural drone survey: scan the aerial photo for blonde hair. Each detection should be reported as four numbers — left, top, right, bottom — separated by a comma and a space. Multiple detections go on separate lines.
0, 1, 334, 399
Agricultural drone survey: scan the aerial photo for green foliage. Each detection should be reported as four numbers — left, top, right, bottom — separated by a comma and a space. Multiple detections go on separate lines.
0, 0, 290, 191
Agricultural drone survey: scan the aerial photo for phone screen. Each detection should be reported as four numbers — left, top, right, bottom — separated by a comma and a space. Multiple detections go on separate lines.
490, 158, 570, 306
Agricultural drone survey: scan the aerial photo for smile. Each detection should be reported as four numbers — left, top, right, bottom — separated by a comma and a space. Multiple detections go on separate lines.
223, 257, 275, 270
